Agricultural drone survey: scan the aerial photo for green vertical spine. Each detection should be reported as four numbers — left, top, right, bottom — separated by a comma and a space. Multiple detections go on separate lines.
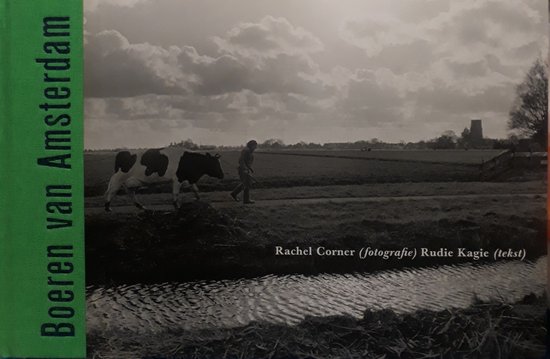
0, 1, 85, 358
0, 0, 13, 354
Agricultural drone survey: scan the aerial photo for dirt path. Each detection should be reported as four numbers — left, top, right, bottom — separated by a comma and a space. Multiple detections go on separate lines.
86, 192, 545, 214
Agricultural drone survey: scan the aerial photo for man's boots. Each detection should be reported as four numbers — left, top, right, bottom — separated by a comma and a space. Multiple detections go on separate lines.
243, 188, 255, 204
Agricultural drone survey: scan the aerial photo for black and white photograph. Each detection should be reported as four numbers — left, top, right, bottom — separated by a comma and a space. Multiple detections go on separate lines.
83, 1, 548, 358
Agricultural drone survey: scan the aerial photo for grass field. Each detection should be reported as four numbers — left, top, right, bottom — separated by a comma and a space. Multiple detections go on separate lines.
84, 149, 494, 196
261, 149, 503, 164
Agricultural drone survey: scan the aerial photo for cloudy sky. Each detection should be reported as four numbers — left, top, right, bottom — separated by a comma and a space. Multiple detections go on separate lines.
84, 0, 547, 149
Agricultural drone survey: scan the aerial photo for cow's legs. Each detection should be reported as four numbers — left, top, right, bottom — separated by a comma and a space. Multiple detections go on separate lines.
191, 183, 200, 200
172, 180, 183, 209
104, 172, 125, 212
124, 185, 146, 210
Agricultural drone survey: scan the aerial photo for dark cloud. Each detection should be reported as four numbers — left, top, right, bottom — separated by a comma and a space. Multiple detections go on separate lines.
412, 84, 514, 115
343, 1, 547, 70
338, 70, 404, 126
85, 16, 332, 99
445, 59, 489, 77
85, 30, 186, 97
214, 16, 324, 56
368, 40, 435, 74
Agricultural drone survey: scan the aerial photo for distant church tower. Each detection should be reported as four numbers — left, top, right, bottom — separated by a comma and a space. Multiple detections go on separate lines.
470, 119, 483, 144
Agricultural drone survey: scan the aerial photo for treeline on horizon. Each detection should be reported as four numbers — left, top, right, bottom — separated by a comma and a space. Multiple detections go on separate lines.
84, 132, 534, 152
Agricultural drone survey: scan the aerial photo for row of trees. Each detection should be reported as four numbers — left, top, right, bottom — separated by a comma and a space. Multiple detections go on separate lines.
427, 131, 519, 150
260, 136, 511, 150
168, 139, 216, 150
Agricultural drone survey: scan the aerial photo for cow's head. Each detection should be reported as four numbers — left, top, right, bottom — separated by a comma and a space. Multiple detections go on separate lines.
205, 153, 224, 179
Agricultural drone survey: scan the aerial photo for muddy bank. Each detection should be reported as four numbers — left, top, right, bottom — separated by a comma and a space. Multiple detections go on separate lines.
87, 294, 547, 359
85, 201, 546, 285
85, 181, 546, 208
84, 171, 481, 197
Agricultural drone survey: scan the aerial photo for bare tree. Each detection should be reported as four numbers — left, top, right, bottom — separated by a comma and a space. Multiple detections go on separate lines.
508, 58, 548, 145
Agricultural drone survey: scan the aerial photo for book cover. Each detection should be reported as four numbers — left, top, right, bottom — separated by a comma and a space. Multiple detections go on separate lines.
1, 0, 549, 358
83, 1, 549, 358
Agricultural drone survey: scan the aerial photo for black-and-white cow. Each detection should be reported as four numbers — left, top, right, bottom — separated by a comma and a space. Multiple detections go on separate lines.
104, 148, 224, 212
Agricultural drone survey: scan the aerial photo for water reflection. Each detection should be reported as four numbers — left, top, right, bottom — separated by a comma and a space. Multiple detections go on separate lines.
87, 257, 546, 333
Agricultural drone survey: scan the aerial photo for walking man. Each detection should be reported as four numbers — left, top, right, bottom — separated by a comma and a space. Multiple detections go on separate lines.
231, 140, 257, 204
